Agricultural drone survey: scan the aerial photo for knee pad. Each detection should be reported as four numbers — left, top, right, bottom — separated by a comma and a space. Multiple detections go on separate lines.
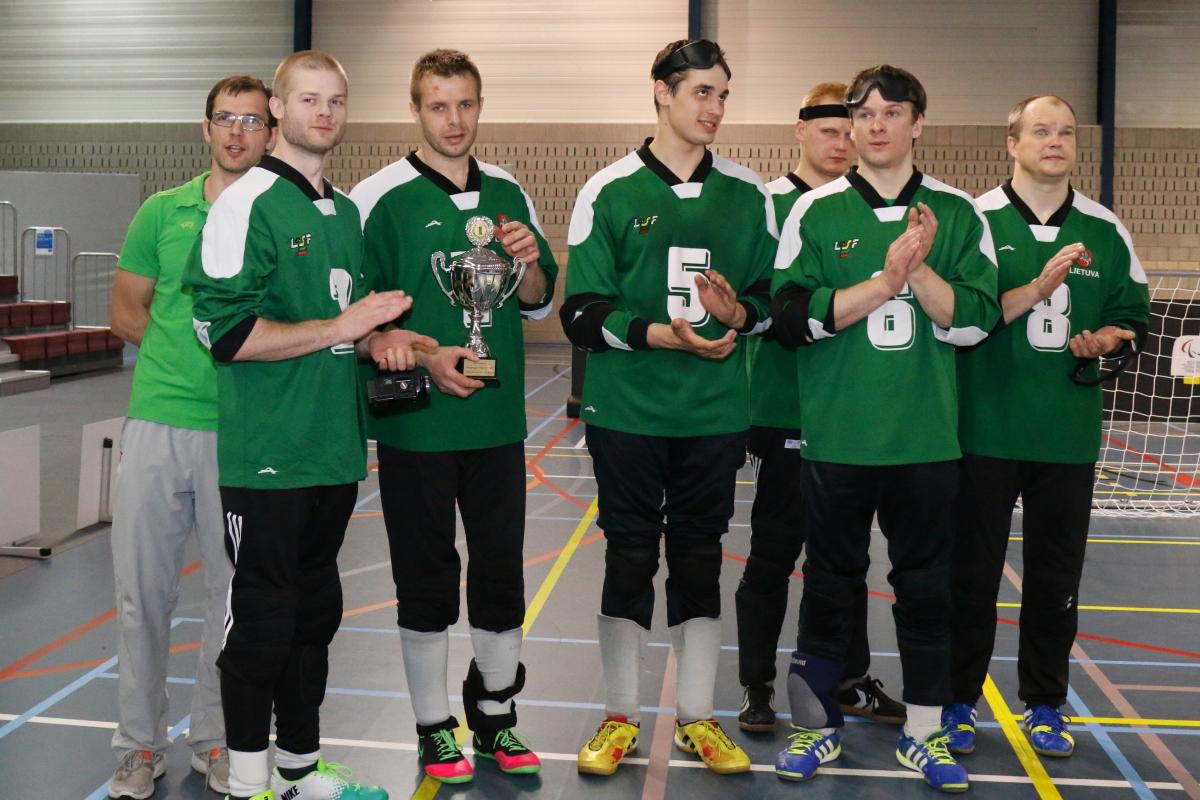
796, 564, 859, 656
296, 643, 330, 707
396, 569, 460, 632
891, 565, 950, 645
737, 551, 795, 597
664, 536, 722, 626
601, 535, 661, 629
786, 650, 845, 729
466, 570, 525, 633
462, 659, 526, 735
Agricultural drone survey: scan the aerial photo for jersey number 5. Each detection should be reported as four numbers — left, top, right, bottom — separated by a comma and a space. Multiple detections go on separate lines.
666, 246, 711, 326
1027, 284, 1071, 352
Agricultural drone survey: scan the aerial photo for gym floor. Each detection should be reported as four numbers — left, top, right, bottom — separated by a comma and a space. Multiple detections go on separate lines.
1, 343, 1197, 799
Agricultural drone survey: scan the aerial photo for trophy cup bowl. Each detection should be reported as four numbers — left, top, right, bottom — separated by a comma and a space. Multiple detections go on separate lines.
431, 216, 527, 386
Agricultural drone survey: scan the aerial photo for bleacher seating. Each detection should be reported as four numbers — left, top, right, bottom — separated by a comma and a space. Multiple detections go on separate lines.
0, 275, 122, 395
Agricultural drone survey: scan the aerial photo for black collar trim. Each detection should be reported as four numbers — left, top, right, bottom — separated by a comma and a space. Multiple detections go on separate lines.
786, 173, 812, 194
407, 152, 481, 196
1001, 179, 1073, 227
637, 138, 713, 186
846, 166, 923, 210
258, 155, 333, 203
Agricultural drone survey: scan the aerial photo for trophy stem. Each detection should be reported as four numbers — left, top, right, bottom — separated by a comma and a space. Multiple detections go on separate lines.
466, 309, 491, 358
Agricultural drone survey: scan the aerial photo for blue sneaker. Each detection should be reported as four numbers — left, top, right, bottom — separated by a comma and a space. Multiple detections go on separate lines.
775, 726, 840, 782
896, 728, 970, 793
1024, 705, 1074, 757
941, 703, 977, 754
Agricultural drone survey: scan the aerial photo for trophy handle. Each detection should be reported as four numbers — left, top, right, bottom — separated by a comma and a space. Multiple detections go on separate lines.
495, 255, 527, 309
430, 250, 459, 306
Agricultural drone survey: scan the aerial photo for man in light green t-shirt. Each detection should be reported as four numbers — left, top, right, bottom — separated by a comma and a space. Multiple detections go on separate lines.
107, 75, 275, 800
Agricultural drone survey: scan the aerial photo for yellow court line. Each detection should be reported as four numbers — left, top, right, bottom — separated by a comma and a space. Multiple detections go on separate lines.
994, 601, 1200, 615
412, 498, 598, 800
1009, 536, 1200, 547
1004, 714, 1200, 728
523, 498, 599, 634
981, 675, 1062, 799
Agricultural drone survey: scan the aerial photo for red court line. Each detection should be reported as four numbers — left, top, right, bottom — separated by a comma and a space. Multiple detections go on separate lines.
0, 560, 204, 681
1102, 432, 1199, 487
1, 642, 201, 682
641, 647, 679, 800
526, 417, 588, 509
1113, 684, 1200, 694
721, 551, 1200, 662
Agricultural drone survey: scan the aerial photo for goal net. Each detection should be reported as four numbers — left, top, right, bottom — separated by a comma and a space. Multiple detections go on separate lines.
1094, 270, 1200, 515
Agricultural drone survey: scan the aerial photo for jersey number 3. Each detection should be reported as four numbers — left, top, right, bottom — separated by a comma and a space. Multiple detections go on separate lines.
666, 246, 711, 326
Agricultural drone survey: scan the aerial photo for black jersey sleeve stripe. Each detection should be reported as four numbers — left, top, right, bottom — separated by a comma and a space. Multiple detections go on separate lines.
770, 285, 816, 347
210, 315, 258, 363
560, 292, 618, 352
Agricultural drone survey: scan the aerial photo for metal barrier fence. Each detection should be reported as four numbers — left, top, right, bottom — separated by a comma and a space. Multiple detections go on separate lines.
0, 201, 17, 276
70, 252, 117, 328
19, 226, 71, 303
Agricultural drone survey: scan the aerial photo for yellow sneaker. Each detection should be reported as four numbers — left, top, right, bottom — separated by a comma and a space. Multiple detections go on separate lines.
577, 716, 640, 776
674, 718, 751, 774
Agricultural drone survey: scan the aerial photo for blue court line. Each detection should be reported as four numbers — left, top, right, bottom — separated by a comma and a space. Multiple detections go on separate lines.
525, 402, 568, 441
354, 489, 379, 512
525, 368, 569, 400
85, 671, 1200, 737
0, 656, 117, 741
0, 618, 189, 742
1068, 684, 1156, 799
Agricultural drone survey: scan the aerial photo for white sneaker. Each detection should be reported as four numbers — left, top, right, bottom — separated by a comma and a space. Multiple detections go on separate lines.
191, 746, 230, 794
271, 759, 388, 800
108, 750, 165, 799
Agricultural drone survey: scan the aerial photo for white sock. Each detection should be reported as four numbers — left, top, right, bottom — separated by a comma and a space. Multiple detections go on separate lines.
670, 616, 722, 723
904, 703, 943, 742
273, 745, 319, 773
228, 749, 269, 797
399, 627, 451, 725
597, 614, 645, 724
470, 626, 522, 716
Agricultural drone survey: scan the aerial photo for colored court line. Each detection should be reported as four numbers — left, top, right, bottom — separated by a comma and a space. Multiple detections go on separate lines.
1009, 535, 1200, 546
980, 674, 1062, 799
1101, 431, 1199, 487
1003, 714, 1200, 728
413, 489, 598, 799
0, 560, 202, 681
995, 601, 1200, 614
641, 647, 679, 800
1066, 684, 1156, 800
1, 641, 200, 682
1115, 684, 1200, 693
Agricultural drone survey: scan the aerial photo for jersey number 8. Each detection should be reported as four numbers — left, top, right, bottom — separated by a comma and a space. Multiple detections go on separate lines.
1027, 284, 1071, 352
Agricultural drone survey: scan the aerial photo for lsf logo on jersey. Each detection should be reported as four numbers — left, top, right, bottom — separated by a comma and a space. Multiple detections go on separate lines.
632, 215, 658, 235
290, 233, 312, 255
833, 238, 860, 258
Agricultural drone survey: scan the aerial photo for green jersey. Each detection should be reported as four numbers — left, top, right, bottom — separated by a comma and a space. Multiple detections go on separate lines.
750, 174, 811, 429
119, 172, 218, 431
187, 156, 367, 489
958, 182, 1150, 463
772, 168, 1000, 465
351, 154, 559, 452
564, 144, 778, 437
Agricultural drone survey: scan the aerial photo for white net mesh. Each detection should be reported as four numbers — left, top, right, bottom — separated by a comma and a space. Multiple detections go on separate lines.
1094, 270, 1200, 515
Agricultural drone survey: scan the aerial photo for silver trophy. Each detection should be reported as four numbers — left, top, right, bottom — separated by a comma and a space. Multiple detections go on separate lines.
431, 215, 526, 386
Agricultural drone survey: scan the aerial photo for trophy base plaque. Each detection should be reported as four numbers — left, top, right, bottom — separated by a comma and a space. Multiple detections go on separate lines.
459, 356, 500, 387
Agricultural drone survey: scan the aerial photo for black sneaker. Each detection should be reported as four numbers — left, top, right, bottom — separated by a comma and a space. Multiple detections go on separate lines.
738, 684, 776, 731
416, 717, 473, 783
838, 675, 906, 724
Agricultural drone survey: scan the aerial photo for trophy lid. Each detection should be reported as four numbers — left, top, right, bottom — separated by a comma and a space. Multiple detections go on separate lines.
465, 215, 496, 248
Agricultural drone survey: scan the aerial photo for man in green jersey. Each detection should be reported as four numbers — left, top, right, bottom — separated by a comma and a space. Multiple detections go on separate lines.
736, 80, 904, 733
563, 38, 777, 778
350, 48, 556, 784
188, 51, 414, 800
944, 95, 1149, 759
107, 74, 274, 800
771, 65, 999, 791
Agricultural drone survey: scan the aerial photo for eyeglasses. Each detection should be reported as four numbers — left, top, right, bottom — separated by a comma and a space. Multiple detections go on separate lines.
845, 74, 921, 109
652, 40, 729, 81
210, 111, 268, 132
